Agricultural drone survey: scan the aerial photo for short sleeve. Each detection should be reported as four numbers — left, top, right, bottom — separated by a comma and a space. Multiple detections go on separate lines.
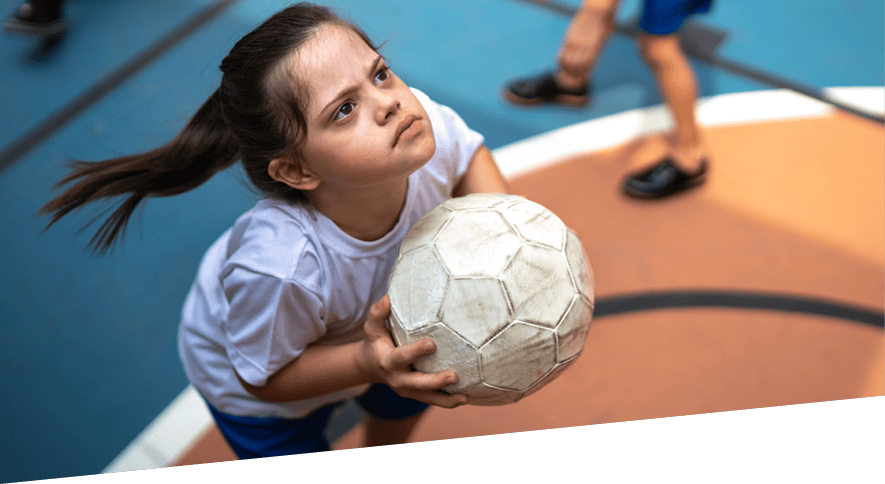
221, 267, 326, 387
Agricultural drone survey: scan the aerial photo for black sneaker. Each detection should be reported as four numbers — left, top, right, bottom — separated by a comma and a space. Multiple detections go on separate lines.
503, 71, 591, 107
3, 1, 67, 36
622, 158, 708, 199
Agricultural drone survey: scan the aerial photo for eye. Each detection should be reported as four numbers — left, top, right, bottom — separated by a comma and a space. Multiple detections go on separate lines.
334, 102, 354, 121
375, 66, 390, 84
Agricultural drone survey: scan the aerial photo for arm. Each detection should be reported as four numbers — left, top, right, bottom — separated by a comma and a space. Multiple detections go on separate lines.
452, 145, 510, 197
236, 341, 373, 403
237, 296, 469, 408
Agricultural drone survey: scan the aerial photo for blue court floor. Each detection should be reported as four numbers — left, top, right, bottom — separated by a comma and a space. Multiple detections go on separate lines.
1, 1, 882, 482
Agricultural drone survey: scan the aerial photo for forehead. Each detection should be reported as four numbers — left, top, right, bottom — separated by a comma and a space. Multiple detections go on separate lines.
285, 24, 377, 110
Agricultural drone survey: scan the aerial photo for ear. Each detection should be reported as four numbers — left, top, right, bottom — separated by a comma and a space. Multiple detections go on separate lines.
268, 157, 321, 191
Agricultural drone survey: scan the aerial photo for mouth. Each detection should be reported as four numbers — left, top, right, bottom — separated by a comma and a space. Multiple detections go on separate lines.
392, 115, 421, 148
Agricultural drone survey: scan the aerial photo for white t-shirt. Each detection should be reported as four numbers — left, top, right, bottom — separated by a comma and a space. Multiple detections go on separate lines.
178, 88, 485, 419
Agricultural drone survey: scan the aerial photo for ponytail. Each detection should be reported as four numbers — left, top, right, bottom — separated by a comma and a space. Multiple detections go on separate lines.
38, 89, 240, 255
40, 3, 381, 255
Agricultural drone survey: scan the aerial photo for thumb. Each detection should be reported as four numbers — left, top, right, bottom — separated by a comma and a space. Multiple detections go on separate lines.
363, 295, 391, 336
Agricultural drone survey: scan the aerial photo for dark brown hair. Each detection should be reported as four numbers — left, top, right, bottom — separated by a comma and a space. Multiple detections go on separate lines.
39, 3, 377, 254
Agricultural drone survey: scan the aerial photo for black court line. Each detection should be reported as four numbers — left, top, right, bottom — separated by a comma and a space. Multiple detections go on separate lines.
595, 290, 884, 328
0, 0, 240, 174
512, 0, 885, 125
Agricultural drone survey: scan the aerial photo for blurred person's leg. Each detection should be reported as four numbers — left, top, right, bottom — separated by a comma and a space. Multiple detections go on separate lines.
639, 33, 706, 173
623, 0, 712, 199
503, 0, 619, 107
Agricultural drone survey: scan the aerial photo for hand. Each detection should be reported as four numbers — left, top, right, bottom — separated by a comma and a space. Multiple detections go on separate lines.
359, 296, 469, 408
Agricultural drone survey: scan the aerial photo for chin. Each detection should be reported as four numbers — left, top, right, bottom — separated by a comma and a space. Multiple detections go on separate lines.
417, 134, 437, 164
395, 131, 436, 176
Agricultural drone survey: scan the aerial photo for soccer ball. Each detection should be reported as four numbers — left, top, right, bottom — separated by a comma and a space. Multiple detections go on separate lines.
387, 193, 594, 406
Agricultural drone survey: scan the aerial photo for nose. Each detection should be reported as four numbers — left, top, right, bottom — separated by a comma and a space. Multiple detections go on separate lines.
374, 88, 400, 124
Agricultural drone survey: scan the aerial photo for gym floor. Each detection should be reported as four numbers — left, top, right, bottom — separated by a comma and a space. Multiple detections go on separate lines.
1, 1, 882, 482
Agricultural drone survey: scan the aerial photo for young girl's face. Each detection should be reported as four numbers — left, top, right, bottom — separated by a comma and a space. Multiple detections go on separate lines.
289, 24, 436, 190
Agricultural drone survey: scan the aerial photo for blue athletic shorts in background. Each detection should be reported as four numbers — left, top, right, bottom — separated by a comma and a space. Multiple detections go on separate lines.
640, 0, 713, 35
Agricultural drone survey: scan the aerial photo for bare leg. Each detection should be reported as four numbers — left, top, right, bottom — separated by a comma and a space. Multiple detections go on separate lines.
554, 0, 619, 90
363, 412, 424, 448
503, 0, 619, 106
638, 33, 706, 172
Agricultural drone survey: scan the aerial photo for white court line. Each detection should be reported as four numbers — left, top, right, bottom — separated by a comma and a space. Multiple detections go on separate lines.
102, 386, 212, 473
495, 87, 884, 178
101, 86, 884, 474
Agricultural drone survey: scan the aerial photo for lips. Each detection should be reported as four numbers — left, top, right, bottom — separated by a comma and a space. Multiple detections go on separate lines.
393, 115, 420, 148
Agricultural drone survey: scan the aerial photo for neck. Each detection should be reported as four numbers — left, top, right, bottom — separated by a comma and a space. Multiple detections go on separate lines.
308, 179, 409, 241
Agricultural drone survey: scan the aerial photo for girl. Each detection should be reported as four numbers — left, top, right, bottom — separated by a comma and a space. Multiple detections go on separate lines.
40, 3, 509, 458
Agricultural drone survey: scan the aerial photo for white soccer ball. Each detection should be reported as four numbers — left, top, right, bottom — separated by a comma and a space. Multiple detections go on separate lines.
387, 193, 594, 406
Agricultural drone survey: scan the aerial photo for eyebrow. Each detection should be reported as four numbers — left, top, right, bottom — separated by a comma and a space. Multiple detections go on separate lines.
320, 55, 385, 118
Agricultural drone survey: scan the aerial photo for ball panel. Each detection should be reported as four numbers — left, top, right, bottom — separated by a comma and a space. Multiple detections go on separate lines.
480, 322, 557, 391
408, 323, 481, 393
504, 199, 565, 250
388, 245, 449, 331
556, 295, 593, 362
500, 244, 575, 328
442, 278, 511, 347
387, 309, 410, 348
435, 210, 522, 277
565, 229, 595, 299
459, 383, 523, 406
400, 206, 454, 255
520, 359, 575, 400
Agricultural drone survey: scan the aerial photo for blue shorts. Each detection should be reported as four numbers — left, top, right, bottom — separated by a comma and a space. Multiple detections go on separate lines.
640, 0, 713, 35
206, 383, 429, 459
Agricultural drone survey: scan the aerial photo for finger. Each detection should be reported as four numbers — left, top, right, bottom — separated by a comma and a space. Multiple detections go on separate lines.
363, 296, 391, 336
416, 390, 469, 409
395, 367, 459, 393
369, 295, 390, 322
396, 386, 465, 408
391, 338, 437, 367
388, 372, 468, 408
